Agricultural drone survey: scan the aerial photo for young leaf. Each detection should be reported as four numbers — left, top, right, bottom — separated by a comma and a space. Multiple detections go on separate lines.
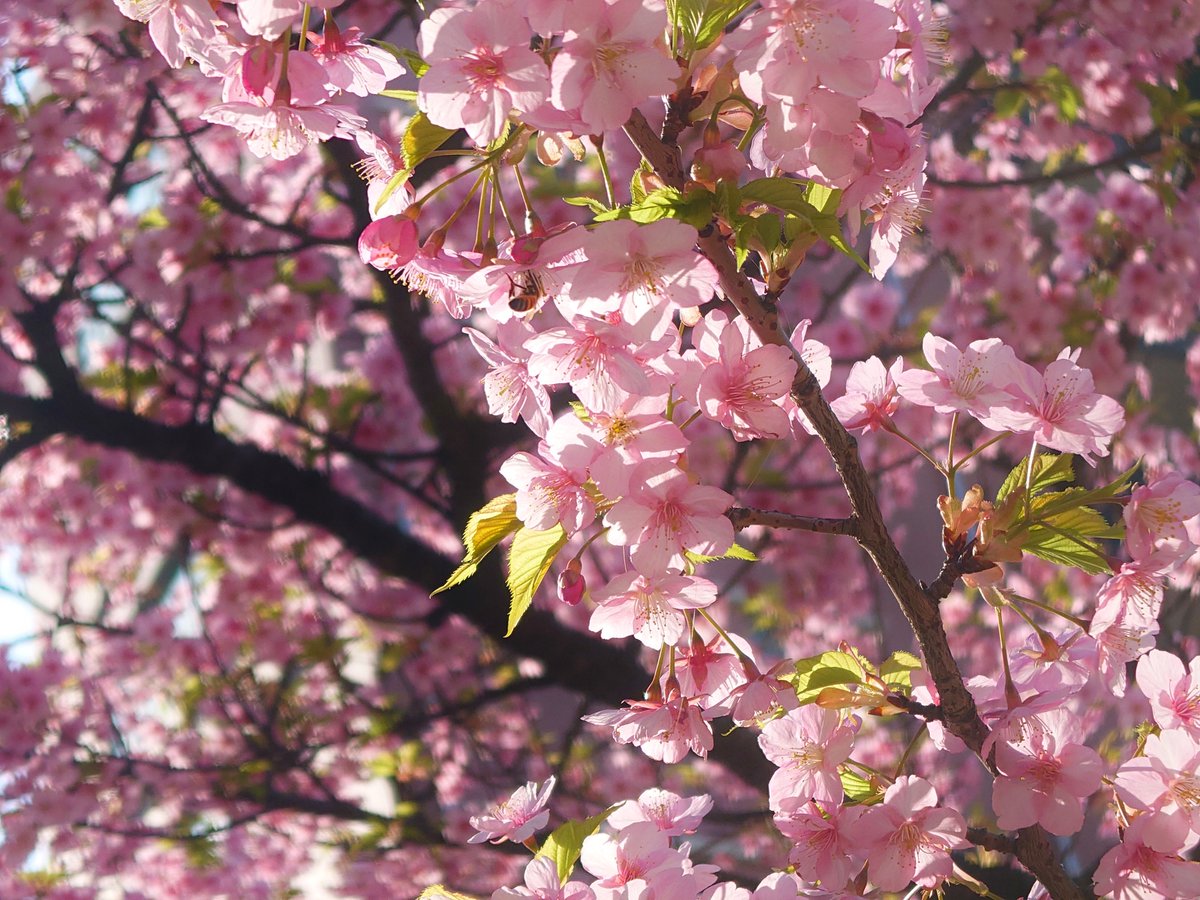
996, 452, 1076, 506
670, 0, 755, 55
432, 494, 520, 596
840, 768, 883, 805
790, 650, 868, 705
683, 542, 758, 565
417, 887, 476, 900
536, 805, 619, 884
1022, 505, 1120, 575
403, 111, 456, 171
377, 88, 418, 102
879, 650, 922, 692
506, 525, 569, 636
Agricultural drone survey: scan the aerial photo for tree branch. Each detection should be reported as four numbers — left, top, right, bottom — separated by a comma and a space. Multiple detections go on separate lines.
727, 507, 859, 537
623, 108, 1086, 900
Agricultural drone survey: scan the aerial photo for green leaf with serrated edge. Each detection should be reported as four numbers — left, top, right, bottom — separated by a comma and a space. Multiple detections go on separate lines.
810, 215, 870, 272
1022, 506, 1118, 575
377, 88, 418, 101
879, 650, 922, 691
1026, 460, 1139, 520
683, 542, 758, 565
741, 179, 867, 271
432, 494, 520, 596
417, 887, 476, 900
996, 452, 1076, 506
403, 111, 455, 170
635, 187, 715, 227
741, 177, 818, 215
506, 525, 569, 636
790, 650, 868, 704
840, 769, 882, 805
804, 181, 841, 215
563, 196, 610, 214
536, 805, 620, 884
685, 0, 756, 54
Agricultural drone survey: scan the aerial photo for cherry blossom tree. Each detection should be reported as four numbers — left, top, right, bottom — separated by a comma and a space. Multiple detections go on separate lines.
1, 1, 1199, 898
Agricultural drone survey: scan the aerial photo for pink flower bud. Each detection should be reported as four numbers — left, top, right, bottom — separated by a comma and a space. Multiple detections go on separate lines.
357, 215, 419, 273
557, 558, 585, 606
690, 141, 745, 187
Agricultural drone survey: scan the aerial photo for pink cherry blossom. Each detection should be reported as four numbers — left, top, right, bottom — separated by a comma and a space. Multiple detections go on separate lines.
991, 710, 1103, 836
579, 822, 671, 891
307, 19, 406, 97
1093, 814, 1200, 899
603, 461, 734, 574
357, 214, 420, 276
895, 334, 1020, 425
465, 323, 553, 437
525, 316, 671, 413
469, 776, 557, 844
758, 706, 859, 810
418, 0, 550, 146
1124, 472, 1200, 565
774, 800, 867, 888
500, 445, 594, 535
606, 788, 713, 836
582, 687, 714, 764
493, 855, 595, 900
831, 356, 905, 432
1137, 650, 1200, 734
1113, 729, 1200, 853
200, 96, 366, 161
857, 775, 970, 892
557, 220, 719, 323
697, 314, 797, 441
588, 572, 717, 648
991, 350, 1126, 463
113, 0, 217, 68
549, 0, 678, 134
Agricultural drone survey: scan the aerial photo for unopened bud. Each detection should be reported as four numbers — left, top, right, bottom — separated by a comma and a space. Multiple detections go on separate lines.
557, 558, 585, 606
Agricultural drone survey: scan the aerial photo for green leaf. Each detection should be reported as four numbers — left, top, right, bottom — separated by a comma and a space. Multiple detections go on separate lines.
1022, 506, 1118, 575
631, 187, 714, 227
741, 177, 818, 215
432, 494, 521, 596
684, 542, 758, 565
1029, 460, 1139, 519
1040, 67, 1083, 122
790, 650, 868, 705
505, 525, 569, 636
804, 181, 841, 216
403, 111, 455, 171
840, 768, 882, 805
669, 0, 755, 55
536, 806, 619, 884
563, 196, 610, 214
879, 650, 922, 692
371, 41, 429, 77
377, 88, 418, 102
996, 452, 1076, 506
993, 88, 1027, 120
417, 887, 476, 900
740, 178, 866, 272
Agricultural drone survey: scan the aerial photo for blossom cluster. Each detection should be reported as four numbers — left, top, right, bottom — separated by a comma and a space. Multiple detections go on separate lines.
10, 0, 1198, 897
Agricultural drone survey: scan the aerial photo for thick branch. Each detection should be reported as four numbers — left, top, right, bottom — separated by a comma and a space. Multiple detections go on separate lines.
0, 386, 775, 789
623, 110, 1085, 900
